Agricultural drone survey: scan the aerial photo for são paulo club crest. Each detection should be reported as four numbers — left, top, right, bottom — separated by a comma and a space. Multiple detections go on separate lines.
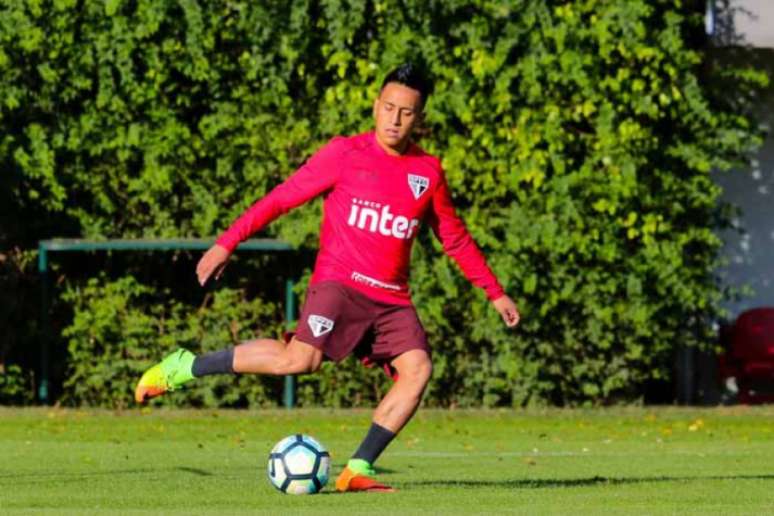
307, 314, 334, 338
407, 174, 429, 199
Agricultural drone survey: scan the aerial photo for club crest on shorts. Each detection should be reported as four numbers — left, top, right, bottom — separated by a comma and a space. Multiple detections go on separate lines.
307, 314, 334, 338
407, 174, 429, 199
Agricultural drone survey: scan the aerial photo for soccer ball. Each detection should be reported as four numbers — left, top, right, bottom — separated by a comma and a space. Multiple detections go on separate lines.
267, 434, 330, 494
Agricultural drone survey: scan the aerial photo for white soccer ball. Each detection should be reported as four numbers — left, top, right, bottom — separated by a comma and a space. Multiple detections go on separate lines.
267, 434, 330, 494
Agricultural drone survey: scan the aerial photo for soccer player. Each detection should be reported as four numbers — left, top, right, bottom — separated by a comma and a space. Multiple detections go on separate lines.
135, 63, 520, 493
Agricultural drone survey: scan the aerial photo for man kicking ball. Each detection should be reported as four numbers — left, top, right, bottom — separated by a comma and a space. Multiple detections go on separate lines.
135, 63, 520, 493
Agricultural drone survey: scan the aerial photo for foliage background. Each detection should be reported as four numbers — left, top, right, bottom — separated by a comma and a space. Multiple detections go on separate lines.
0, 0, 767, 407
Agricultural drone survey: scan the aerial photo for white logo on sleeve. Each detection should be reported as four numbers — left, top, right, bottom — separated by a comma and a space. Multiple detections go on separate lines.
307, 315, 334, 337
408, 174, 429, 199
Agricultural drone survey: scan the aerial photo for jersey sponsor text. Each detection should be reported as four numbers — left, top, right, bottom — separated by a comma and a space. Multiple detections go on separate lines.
346, 198, 420, 240
351, 271, 402, 291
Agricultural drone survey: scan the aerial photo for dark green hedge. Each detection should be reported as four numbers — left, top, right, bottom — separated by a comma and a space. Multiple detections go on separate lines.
1, 0, 767, 406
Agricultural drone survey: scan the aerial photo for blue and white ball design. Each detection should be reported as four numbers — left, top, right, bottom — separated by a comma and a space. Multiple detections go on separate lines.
267, 434, 330, 494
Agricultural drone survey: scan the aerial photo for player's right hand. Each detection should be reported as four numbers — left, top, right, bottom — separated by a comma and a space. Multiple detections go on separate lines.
492, 295, 520, 328
196, 244, 231, 286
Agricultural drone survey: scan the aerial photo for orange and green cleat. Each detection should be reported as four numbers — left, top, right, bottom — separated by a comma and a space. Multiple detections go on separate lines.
134, 349, 196, 403
335, 460, 396, 493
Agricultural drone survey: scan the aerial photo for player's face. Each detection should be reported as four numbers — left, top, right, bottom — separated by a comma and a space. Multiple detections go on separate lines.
373, 82, 423, 155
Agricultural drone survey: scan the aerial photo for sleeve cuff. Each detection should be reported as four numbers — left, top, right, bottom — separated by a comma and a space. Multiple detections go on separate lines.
215, 234, 239, 254
486, 285, 505, 301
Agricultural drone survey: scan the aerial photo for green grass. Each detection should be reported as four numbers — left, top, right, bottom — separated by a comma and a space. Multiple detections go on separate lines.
1, 406, 774, 514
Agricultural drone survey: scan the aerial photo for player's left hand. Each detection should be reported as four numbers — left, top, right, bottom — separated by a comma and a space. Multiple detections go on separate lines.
492, 295, 520, 328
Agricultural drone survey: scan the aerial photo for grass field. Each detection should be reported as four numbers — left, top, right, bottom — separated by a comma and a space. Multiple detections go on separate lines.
1, 406, 773, 514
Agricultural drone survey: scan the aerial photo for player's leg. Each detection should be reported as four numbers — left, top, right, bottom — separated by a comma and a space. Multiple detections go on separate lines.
233, 336, 323, 375
336, 349, 432, 492
337, 349, 433, 491
371, 348, 432, 433
134, 337, 321, 403
135, 281, 355, 403
337, 293, 432, 490
190, 335, 324, 376
337, 299, 431, 492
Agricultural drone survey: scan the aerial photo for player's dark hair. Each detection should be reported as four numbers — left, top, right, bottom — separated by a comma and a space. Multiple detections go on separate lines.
380, 63, 433, 108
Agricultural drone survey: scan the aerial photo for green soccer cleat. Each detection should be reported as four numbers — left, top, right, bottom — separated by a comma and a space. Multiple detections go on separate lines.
134, 349, 196, 403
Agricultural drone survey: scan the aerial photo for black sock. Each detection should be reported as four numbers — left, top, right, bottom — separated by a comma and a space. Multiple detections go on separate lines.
192, 348, 235, 377
352, 422, 396, 465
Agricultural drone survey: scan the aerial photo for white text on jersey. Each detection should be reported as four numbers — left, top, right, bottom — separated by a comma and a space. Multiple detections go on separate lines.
347, 198, 420, 239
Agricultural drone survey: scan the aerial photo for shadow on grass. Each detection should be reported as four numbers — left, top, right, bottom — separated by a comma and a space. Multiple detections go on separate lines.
10, 468, 770, 491
175, 466, 213, 476
412, 474, 774, 489
0, 464, 394, 485
0, 466, 218, 484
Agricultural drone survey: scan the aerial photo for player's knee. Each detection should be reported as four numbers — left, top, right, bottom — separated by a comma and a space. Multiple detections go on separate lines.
300, 354, 322, 374
403, 355, 433, 386
417, 358, 433, 385
275, 352, 321, 375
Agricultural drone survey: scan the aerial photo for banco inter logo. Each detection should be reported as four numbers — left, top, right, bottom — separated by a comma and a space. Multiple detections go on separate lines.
346, 198, 420, 240
307, 314, 334, 338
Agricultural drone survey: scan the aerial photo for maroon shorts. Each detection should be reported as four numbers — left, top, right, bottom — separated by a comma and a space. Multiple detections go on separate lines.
293, 281, 429, 375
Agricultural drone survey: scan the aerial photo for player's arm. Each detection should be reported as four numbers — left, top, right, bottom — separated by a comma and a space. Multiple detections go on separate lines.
196, 138, 343, 286
427, 174, 520, 328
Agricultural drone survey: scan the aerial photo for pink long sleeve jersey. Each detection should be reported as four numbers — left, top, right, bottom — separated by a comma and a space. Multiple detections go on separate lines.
216, 132, 504, 306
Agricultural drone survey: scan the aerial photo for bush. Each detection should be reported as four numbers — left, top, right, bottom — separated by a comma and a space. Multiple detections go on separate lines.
61, 274, 396, 408
61, 276, 285, 408
0, 364, 34, 405
3, 0, 768, 405
0, 247, 38, 404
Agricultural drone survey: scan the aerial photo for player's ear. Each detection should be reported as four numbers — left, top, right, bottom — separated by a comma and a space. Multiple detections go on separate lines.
372, 98, 379, 118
